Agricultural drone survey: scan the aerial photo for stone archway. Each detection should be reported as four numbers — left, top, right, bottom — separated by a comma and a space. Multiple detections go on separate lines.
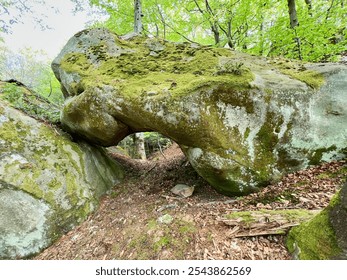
52, 28, 347, 196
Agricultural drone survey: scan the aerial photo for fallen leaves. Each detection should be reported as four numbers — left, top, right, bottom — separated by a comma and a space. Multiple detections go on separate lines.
34, 152, 346, 261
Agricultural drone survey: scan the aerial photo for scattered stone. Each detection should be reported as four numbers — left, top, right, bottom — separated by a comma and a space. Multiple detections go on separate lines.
156, 204, 177, 212
149, 51, 159, 57
171, 184, 195, 198
157, 214, 174, 224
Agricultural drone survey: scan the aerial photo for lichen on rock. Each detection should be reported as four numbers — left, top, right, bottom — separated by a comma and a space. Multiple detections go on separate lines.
0, 96, 123, 259
52, 27, 347, 196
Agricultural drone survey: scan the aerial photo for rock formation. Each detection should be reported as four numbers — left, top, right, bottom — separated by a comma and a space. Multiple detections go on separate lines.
287, 181, 347, 259
52, 28, 347, 196
0, 83, 123, 259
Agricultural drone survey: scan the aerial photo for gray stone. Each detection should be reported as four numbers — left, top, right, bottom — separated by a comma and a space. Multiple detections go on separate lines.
0, 98, 123, 259
0, 188, 51, 259
171, 184, 194, 198
158, 214, 174, 224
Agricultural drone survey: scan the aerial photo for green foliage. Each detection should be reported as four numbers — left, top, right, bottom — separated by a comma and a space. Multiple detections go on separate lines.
90, 0, 347, 62
0, 82, 60, 123
262, 0, 347, 62
34, 68, 64, 106
0, 46, 63, 106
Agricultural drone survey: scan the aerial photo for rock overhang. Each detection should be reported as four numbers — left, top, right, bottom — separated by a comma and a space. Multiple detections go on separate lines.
52, 27, 347, 196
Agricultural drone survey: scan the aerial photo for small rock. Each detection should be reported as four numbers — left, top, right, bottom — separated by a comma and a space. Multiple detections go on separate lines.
146, 40, 165, 52
171, 184, 194, 198
157, 214, 173, 224
149, 51, 159, 57
147, 91, 158, 96
156, 204, 177, 212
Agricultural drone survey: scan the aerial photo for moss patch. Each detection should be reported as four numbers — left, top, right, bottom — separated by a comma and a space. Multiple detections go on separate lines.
286, 192, 342, 259
286, 210, 341, 259
121, 218, 196, 259
225, 209, 317, 226
268, 59, 325, 89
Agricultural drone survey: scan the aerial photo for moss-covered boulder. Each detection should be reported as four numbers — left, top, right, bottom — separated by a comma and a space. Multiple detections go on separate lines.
53, 28, 347, 196
0, 80, 60, 123
287, 181, 347, 259
0, 98, 123, 259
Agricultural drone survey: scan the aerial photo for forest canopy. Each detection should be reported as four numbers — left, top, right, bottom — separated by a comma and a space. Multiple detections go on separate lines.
88, 0, 347, 62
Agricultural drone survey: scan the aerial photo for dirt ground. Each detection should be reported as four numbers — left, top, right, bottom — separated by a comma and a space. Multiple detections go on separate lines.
34, 143, 347, 260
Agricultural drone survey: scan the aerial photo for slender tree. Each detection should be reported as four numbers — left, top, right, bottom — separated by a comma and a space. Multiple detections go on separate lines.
287, 0, 299, 28
134, 0, 143, 34
192, 0, 220, 45
287, 0, 302, 60
132, 0, 146, 159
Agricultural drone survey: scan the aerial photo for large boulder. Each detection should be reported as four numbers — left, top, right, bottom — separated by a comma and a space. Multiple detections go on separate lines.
287, 181, 347, 259
0, 95, 123, 259
52, 28, 347, 196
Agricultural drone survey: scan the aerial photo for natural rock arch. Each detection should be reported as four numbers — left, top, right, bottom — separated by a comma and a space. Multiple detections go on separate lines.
52, 28, 347, 196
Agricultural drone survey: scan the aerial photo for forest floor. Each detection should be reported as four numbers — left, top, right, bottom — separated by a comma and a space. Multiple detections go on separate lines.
35, 143, 346, 260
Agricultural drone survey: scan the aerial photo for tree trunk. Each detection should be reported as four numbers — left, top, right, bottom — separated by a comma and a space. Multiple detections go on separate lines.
227, 20, 233, 49
205, 0, 220, 45
134, 0, 143, 34
304, 0, 312, 10
305, 0, 313, 16
287, 0, 302, 60
134, 132, 147, 160
155, 1, 167, 40
211, 24, 220, 45
287, 0, 299, 28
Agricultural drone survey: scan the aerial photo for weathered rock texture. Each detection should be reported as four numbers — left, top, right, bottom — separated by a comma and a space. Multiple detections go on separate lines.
287, 181, 347, 259
0, 91, 123, 259
53, 28, 347, 196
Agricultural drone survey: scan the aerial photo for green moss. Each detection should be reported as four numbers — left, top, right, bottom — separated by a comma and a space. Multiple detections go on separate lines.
225, 211, 255, 225
281, 69, 325, 89
308, 146, 337, 165
147, 219, 158, 230
20, 175, 44, 199
60, 37, 254, 101
251, 111, 284, 181
269, 58, 325, 89
121, 218, 196, 259
178, 222, 196, 234
153, 236, 171, 252
286, 207, 341, 259
0, 121, 26, 151
61, 53, 91, 75
225, 209, 316, 226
